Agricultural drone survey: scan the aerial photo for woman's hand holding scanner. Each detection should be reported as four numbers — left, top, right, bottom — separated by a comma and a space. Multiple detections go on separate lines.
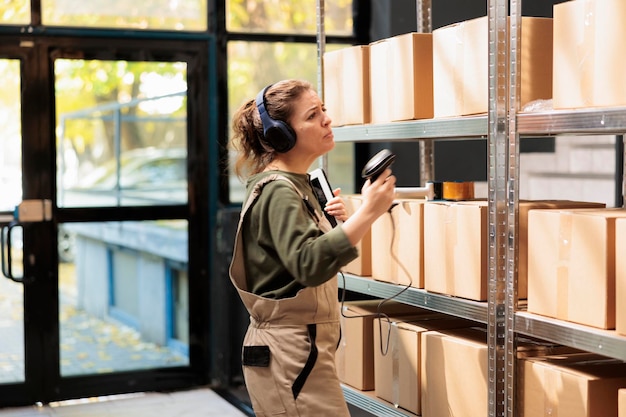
341, 168, 396, 247
362, 168, 397, 216
362, 149, 443, 200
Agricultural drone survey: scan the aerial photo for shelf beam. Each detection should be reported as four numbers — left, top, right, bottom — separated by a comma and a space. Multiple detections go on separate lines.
518, 107, 626, 136
515, 312, 626, 362
332, 116, 488, 142
342, 385, 415, 417
332, 106, 626, 142
340, 274, 488, 324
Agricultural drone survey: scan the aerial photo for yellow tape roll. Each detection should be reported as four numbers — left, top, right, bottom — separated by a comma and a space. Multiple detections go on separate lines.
442, 181, 475, 201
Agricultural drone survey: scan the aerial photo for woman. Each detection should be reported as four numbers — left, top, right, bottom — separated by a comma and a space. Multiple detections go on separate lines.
229, 79, 396, 416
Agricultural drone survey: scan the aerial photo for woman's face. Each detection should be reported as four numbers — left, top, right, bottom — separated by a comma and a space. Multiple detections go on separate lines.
288, 89, 334, 159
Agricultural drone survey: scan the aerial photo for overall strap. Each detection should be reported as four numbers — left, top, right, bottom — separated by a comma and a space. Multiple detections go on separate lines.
239, 173, 322, 228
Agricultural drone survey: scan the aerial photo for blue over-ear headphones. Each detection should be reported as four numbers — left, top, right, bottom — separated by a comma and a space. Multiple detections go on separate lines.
255, 84, 297, 153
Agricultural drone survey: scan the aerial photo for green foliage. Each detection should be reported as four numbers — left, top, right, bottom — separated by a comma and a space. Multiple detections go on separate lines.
56, 59, 188, 165
227, 0, 352, 34
42, 0, 206, 31
0, 0, 29, 23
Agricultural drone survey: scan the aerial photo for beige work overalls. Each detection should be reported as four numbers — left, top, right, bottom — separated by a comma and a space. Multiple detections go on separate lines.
229, 174, 350, 417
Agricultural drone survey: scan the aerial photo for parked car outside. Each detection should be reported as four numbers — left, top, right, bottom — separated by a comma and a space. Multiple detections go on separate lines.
58, 147, 187, 208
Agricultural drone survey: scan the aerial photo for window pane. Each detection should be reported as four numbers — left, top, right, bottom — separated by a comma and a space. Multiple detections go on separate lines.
0, 59, 24, 386
0, 1, 30, 25
60, 220, 189, 376
227, 0, 353, 36
42, 0, 206, 31
0, 242, 24, 384
0, 60, 22, 212
55, 59, 188, 208
227, 41, 354, 201
326, 142, 354, 194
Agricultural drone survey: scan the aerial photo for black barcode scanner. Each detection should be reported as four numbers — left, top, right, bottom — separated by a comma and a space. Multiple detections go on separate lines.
361, 149, 397, 181
361, 149, 443, 200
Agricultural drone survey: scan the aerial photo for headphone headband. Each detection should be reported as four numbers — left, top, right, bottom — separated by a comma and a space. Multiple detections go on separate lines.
255, 84, 297, 153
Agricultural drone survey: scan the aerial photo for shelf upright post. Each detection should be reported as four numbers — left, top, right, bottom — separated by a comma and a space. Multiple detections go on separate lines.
487, 0, 514, 416
507, 0, 522, 415
316, 0, 328, 172
416, 0, 434, 185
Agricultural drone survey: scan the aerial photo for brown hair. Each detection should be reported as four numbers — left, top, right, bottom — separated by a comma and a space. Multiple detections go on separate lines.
231, 79, 313, 179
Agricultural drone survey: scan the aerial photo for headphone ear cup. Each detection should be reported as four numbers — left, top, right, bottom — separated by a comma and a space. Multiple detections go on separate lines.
256, 85, 297, 153
263, 121, 297, 153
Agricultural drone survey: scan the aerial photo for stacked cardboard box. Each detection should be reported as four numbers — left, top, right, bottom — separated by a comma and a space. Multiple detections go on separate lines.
369, 32, 433, 123
616, 218, 626, 336
421, 327, 583, 417
324, 15, 556, 122
423, 200, 488, 301
323, 45, 370, 127
528, 208, 626, 329
553, 0, 626, 109
373, 315, 472, 414
519, 353, 626, 417
342, 195, 372, 276
433, 16, 552, 117
335, 300, 427, 391
424, 200, 605, 302
518, 200, 605, 297
371, 199, 425, 288
421, 327, 489, 417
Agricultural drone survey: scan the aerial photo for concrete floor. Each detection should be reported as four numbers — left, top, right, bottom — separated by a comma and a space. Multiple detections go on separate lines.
0, 388, 247, 417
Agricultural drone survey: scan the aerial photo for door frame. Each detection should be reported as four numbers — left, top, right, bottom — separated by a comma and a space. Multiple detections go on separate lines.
0, 32, 216, 406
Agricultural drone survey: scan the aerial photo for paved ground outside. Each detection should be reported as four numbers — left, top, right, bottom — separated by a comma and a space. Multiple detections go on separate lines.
0, 263, 187, 384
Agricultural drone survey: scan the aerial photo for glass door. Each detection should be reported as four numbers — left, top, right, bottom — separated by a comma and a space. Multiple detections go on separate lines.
55, 57, 190, 377
0, 57, 25, 387
0, 36, 211, 406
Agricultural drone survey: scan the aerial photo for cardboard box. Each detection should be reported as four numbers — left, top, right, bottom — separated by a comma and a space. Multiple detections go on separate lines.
421, 327, 489, 417
323, 45, 370, 126
369, 32, 433, 123
518, 200, 606, 298
343, 195, 371, 276
423, 200, 488, 301
553, 0, 626, 109
519, 353, 626, 417
433, 16, 552, 117
420, 328, 578, 417
335, 300, 426, 391
620, 388, 626, 417
373, 315, 472, 414
528, 208, 626, 329
371, 199, 425, 288
424, 200, 605, 301
616, 218, 626, 335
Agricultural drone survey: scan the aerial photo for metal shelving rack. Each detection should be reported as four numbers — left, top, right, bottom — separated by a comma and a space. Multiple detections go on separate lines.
317, 1, 626, 416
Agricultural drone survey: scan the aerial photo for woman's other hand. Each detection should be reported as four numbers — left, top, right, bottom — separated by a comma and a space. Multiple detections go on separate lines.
325, 188, 348, 222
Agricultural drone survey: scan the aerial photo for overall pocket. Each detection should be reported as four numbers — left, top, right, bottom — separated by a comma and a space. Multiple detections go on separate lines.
242, 345, 287, 416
